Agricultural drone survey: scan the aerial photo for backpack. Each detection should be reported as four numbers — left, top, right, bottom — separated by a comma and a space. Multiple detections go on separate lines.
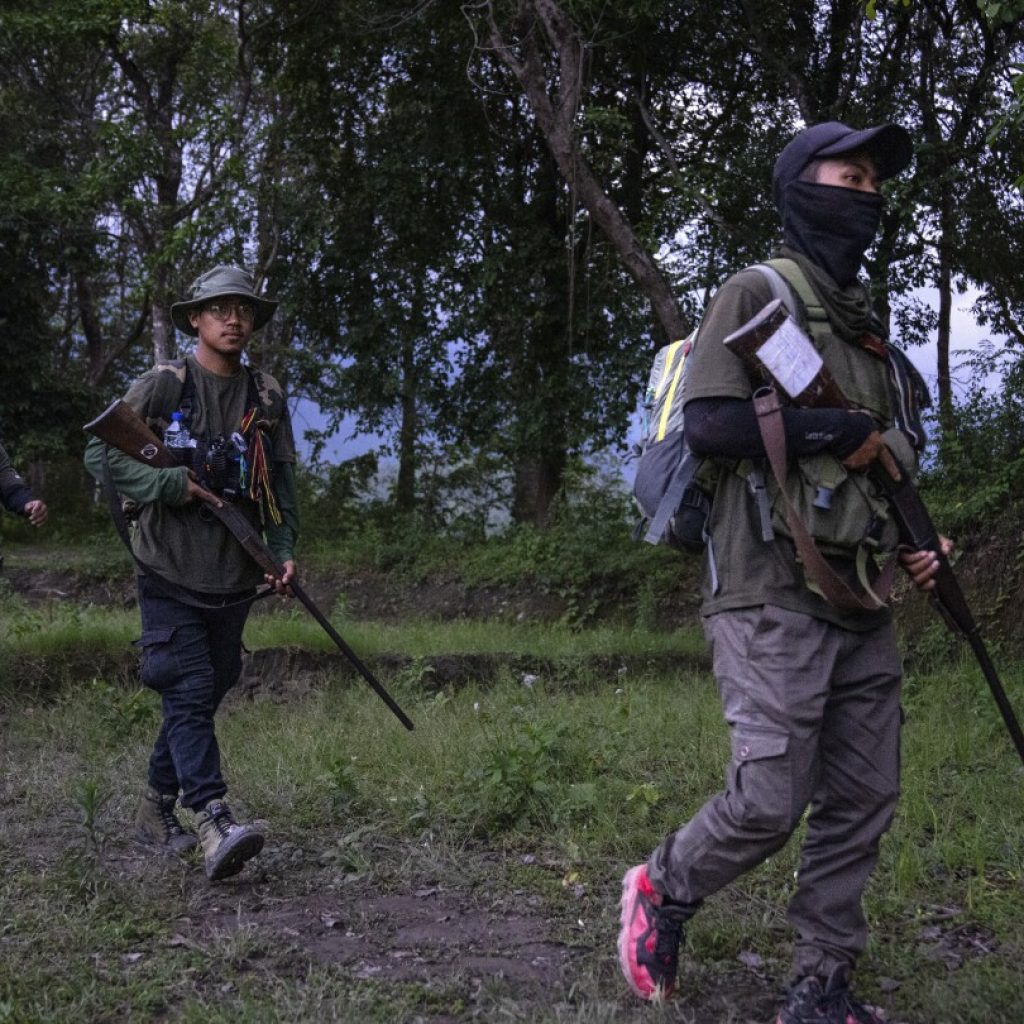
632, 334, 708, 551
632, 264, 792, 552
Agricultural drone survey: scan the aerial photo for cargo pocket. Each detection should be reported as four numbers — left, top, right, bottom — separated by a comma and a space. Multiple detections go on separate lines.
133, 626, 179, 691
728, 726, 793, 832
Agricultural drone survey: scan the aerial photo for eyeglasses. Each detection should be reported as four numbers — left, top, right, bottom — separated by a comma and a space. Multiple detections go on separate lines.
202, 300, 256, 322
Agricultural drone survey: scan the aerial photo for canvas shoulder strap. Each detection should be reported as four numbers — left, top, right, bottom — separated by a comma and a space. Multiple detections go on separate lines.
757, 258, 831, 343
149, 359, 188, 431
152, 359, 264, 434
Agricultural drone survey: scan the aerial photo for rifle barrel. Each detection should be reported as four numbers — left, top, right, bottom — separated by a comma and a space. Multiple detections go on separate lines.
291, 580, 415, 731
961, 625, 1024, 766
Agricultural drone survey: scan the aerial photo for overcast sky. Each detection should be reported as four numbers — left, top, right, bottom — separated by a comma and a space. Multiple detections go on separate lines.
290, 285, 1007, 473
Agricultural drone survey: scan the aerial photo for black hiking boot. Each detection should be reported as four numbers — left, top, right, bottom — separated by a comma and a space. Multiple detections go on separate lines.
776, 966, 886, 1024
134, 787, 198, 855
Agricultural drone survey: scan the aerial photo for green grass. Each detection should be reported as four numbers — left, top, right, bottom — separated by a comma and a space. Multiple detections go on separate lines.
2, 506, 704, 633
0, 584, 705, 664
0, 600, 139, 657
251, 611, 706, 659
3, 654, 1024, 1021
0, 535, 126, 577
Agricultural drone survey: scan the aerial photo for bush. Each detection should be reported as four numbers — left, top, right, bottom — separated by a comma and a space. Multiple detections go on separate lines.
922, 351, 1024, 535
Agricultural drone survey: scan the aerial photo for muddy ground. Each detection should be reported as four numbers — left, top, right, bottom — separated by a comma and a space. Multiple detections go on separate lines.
0, 785, 808, 1024
7, 777, 997, 1023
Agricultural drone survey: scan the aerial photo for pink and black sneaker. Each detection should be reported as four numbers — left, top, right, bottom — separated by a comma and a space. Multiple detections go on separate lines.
617, 864, 688, 1001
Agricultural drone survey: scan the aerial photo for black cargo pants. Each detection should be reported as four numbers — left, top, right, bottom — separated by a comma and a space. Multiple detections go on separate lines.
134, 575, 254, 811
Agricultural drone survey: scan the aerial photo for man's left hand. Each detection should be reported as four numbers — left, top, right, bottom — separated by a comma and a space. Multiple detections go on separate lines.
266, 559, 296, 597
900, 535, 954, 591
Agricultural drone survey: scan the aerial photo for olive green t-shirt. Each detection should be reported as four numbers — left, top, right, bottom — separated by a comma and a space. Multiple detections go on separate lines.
684, 266, 894, 631
85, 356, 298, 594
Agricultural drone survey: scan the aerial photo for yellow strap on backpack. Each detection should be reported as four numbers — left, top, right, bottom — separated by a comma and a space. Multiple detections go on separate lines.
656, 337, 690, 442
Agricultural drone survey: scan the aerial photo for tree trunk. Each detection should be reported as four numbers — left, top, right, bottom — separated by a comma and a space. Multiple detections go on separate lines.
487, 0, 688, 342
394, 334, 418, 515
151, 278, 175, 363
936, 193, 955, 451
512, 449, 565, 528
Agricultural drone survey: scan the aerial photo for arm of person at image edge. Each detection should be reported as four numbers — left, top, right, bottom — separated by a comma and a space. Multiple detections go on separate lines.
1, 440, 48, 526
681, 268, 951, 592
263, 397, 299, 598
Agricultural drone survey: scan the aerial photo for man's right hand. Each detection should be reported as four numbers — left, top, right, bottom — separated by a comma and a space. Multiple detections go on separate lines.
901, 535, 954, 592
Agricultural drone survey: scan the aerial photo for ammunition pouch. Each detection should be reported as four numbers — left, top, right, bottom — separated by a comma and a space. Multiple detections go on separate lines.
168, 435, 247, 503
671, 480, 712, 553
765, 451, 900, 559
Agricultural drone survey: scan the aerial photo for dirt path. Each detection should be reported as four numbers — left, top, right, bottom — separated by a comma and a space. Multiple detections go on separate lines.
3, 789, 790, 1023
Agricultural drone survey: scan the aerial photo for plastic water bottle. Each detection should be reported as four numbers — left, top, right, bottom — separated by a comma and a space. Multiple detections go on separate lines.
164, 411, 194, 450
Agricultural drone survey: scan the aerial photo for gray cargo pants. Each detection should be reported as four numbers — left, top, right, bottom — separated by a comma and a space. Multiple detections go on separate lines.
648, 604, 902, 978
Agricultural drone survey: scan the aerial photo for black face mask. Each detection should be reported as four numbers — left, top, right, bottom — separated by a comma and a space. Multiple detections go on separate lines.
781, 180, 883, 287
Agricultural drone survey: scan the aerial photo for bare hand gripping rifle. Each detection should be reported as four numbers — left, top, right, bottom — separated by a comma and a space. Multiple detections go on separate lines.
84, 399, 414, 732
724, 299, 1024, 767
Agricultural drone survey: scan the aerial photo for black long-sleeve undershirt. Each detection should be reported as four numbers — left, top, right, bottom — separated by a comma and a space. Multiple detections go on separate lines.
684, 397, 875, 462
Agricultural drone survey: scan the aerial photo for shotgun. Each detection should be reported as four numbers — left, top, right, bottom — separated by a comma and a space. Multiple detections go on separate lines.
723, 299, 1024, 767
84, 399, 414, 732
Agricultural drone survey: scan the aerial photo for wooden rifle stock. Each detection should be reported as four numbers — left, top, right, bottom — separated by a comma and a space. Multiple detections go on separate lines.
84, 399, 414, 731
724, 303, 1024, 767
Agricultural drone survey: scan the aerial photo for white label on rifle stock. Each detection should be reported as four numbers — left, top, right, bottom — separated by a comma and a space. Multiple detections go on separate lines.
757, 317, 822, 399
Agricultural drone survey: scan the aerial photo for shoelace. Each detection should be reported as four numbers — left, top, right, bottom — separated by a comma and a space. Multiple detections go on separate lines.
157, 798, 185, 836
821, 984, 879, 1024
651, 905, 686, 967
209, 805, 237, 838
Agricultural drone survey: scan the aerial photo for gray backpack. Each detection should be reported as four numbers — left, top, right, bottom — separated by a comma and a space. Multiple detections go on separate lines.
632, 332, 708, 551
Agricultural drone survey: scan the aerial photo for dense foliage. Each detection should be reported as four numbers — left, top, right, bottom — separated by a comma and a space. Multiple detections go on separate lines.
2, 0, 1023, 527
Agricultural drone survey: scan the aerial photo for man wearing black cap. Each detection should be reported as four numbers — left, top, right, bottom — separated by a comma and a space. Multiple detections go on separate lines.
85, 265, 300, 881
618, 123, 945, 1021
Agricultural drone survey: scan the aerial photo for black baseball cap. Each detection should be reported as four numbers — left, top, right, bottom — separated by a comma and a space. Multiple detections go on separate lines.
772, 121, 913, 213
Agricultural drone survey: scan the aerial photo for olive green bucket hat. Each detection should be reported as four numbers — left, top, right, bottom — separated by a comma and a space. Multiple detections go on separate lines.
170, 265, 278, 336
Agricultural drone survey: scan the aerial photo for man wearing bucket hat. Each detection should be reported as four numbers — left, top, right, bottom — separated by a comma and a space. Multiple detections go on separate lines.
85, 265, 299, 881
618, 123, 948, 1021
